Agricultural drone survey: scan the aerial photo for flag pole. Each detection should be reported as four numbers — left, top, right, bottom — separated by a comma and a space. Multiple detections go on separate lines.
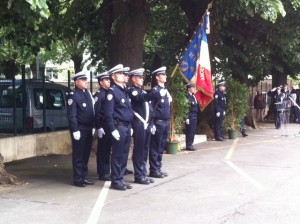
173, 0, 213, 80
171, 63, 179, 78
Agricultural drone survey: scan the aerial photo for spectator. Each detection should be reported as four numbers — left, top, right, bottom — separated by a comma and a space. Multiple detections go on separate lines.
289, 85, 298, 123
254, 90, 266, 121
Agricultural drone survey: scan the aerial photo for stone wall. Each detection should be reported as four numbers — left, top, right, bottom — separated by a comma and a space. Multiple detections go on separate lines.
0, 131, 72, 163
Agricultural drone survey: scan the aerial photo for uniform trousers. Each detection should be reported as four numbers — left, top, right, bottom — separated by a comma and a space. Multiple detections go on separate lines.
214, 113, 224, 139
185, 116, 197, 149
111, 124, 131, 185
132, 120, 151, 180
71, 126, 93, 184
149, 120, 169, 174
96, 123, 112, 177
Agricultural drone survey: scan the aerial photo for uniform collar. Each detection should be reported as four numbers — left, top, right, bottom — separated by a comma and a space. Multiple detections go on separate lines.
75, 87, 86, 92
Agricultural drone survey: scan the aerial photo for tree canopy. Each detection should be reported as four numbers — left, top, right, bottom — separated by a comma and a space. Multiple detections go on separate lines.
0, 0, 300, 86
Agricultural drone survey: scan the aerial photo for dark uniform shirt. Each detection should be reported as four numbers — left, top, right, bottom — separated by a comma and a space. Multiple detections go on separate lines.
214, 89, 226, 113
104, 84, 134, 132
67, 87, 94, 132
186, 93, 199, 118
267, 90, 286, 112
150, 85, 171, 120
94, 88, 107, 129
128, 86, 153, 122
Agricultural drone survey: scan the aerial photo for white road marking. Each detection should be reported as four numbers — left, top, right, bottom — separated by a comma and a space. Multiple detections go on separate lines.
86, 181, 110, 224
225, 160, 265, 191
224, 138, 265, 191
224, 138, 239, 160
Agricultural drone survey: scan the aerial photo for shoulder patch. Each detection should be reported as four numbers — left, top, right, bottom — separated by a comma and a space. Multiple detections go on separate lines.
68, 99, 73, 105
107, 94, 113, 101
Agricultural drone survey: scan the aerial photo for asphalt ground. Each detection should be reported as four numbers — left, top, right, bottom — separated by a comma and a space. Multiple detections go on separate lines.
1, 122, 300, 224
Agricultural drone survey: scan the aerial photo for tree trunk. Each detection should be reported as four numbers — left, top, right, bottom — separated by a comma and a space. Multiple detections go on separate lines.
0, 153, 22, 185
71, 54, 83, 74
271, 71, 288, 88
180, 0, 211, 42
30, 63, 37, 79
3, 59, 19, 79
100, 0, 150, 68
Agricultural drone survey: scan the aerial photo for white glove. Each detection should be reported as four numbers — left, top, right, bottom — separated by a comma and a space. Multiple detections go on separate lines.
167, 90, 173, 103
150, 125, 156, 135
92, 128, 95, 136
98, 128, 105, 139
186, 119, 190, 125
73, 131, 80, 140
223, 111, 226, 116
159, 89, 167, 96
112, 130, 120, 141
131, 128, 133, 136
216, 112, 220, 117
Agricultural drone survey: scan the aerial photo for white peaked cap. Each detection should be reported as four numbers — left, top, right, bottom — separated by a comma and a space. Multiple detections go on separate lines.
128, 68, 145, 76
73, 71, 87, 81
152, 66, 166, 75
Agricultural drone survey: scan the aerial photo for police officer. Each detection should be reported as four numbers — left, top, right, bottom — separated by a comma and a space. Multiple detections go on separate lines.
127, 68, 155, 185
185, 83, 199, 151
267, 86, 288, 129
214, 81, 226, 141
67, 71, 95, 187
123, 67, 134, 176
104, 64, 133, 191
94, 71, 112, 181
149, 66, 171, 178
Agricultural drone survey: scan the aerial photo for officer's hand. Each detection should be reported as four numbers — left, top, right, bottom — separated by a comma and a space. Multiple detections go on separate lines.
159, 89, 167, 96
111, 130, 120, 141
98, 128, 105, 139
186, 119, 190, 125
223, 111, 226, 116
92, 128, 95, 136
216, 112, 220, 117
151, 125, 156, 135
131, 128, 133, 136
73, 131, 81, 140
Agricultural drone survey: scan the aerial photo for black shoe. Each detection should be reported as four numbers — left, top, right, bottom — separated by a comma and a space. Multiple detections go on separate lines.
215, 138, 224, 141
241, 130, 248, 137
145, 177, 155, 183
74, 182, 86, 187
122, 182, 133, 189
124, 168, 134, 175
242, 132, 248, 137
111, 183, 127, 191
84, 179, 94, 185
135, 178, 150, 185
185, 147, 195, 151
160, 171, 168, 177
149, 172, 164, 178
99, 174, 111, 181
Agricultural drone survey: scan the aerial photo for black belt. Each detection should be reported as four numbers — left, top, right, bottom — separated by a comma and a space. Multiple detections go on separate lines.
116, 121, 131, 126
155, 119, 169, 122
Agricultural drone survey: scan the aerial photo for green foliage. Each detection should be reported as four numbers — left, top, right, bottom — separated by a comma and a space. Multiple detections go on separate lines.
26, 0, 50, 18
144, 1, 187, 69
212, 0, 300, 85
168, 69, 189, 141
224, 78, 250, 130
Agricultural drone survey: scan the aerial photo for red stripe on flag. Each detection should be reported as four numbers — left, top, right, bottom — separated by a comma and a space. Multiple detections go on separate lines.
195, 66, 213, 111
